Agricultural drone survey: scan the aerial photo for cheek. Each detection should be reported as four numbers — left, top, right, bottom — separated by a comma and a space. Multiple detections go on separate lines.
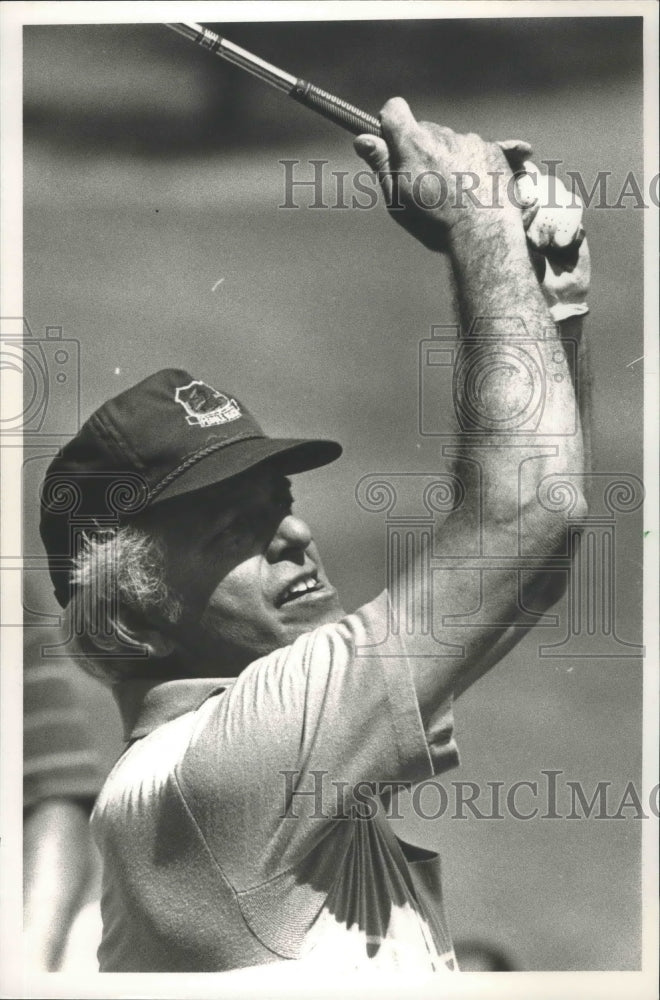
199, 573, 277, 652
204, 561, 266, 621
172, 564, 221, 618
169, 541, 254, 615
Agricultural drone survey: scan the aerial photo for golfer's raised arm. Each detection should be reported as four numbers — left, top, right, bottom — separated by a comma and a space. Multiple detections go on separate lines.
354, 98, 590, 718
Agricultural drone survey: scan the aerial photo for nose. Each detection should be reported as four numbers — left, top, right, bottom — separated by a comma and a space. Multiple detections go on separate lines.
266, 513, 313, 562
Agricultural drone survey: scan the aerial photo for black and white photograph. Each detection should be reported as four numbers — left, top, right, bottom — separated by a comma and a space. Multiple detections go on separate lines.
1, 2, 657, 997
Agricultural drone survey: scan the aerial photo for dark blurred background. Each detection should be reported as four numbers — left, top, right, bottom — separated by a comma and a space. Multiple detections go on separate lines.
22, 16, 644, 971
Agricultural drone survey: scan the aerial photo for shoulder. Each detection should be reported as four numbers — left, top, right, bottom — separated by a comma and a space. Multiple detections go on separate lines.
93, 710, 197, 826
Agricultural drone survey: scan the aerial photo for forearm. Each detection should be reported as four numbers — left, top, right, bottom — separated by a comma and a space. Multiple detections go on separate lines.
448, 214, 588, 528
23, 798, 94, 971
450, 209, 548, 334
354, 100, 593, 710
354, 100, 589, 504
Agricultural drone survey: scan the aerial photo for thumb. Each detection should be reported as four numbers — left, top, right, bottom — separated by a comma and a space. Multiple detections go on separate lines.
498, 138, 533, 173
353, 134, 390, 172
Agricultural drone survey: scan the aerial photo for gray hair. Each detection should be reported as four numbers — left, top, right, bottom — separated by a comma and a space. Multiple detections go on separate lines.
66, 524, 183, 685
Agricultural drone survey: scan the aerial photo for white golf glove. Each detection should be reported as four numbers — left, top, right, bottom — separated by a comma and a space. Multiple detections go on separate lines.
513, 158, 590, 323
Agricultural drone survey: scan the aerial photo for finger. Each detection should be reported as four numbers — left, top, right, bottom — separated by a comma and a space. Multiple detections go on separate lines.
545, 176, 583, 248
527, 206, 584, 250
525, 167, 584, 249
515, 171, 538, 209
549, 207, 583, 248
526, 208, 555, 250
379, 96, 419, 143
513, 162, 540, 231
517, 163, 551, 247
498, 138, 534, 171
521, 200, 540, 231
353, 134, 394, 204
353, 134, 390, 172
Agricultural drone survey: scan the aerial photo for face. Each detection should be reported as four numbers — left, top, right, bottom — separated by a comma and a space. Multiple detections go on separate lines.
144, 467, 345, 674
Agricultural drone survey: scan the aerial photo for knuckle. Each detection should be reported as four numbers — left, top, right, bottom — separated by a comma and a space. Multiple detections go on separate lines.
381, 95, 410, 117
423, 123, 454, 140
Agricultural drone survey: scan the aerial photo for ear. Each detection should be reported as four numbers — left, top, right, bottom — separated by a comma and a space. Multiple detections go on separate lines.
92, 605, 176, 660
113, 616, 176, 659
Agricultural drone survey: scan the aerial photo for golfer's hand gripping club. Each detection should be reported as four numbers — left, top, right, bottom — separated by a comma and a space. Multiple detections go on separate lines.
166, 20, 587, 279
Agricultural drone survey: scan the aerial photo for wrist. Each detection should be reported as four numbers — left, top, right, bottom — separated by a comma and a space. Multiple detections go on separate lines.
448, 204, 528, 263
448, 209, 536, 302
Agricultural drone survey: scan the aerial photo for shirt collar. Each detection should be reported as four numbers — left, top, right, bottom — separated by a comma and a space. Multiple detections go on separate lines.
113, 676, 235, 741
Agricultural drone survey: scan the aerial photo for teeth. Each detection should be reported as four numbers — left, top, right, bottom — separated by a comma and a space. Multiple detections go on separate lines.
284, 576, 318, 600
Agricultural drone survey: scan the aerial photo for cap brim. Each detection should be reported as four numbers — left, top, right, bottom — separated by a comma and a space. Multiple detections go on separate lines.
151, 436, 342, 506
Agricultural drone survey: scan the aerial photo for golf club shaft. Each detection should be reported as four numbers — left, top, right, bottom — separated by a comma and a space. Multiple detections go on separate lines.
166, 22, 383, 137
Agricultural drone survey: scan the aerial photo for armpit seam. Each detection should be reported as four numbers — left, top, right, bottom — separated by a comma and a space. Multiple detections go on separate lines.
173, 764, 319, 897
171, 769, 325, 961
171, 767, 237, 891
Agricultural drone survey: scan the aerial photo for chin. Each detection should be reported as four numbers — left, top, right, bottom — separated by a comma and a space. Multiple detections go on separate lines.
260, 593, 347, 647
279, 595, 346, 637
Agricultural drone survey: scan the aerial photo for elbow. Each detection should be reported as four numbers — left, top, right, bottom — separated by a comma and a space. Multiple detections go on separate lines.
531, 485, 589, 544
525, 488, 589, 609
485, 482, 589, 534
480, 488, 589, 553
522, 487, 588, 558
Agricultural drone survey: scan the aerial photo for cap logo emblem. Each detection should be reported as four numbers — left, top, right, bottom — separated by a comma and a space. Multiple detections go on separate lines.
174, 380, 242, 428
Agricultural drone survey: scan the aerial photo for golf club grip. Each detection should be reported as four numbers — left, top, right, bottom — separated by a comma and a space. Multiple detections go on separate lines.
290, 80, 383, 137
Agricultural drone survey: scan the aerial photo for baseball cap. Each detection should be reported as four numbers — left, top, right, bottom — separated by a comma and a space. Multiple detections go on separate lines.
40, 368, 342, 607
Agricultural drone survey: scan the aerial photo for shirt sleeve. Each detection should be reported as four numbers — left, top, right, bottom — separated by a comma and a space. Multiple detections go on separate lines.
178, 591, 459, 890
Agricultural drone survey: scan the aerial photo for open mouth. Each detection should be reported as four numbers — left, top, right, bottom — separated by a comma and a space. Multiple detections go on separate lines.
278, 572, 322, 606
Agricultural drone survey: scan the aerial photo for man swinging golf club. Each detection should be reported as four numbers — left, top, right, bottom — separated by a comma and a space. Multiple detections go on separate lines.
40, 98, 590, 972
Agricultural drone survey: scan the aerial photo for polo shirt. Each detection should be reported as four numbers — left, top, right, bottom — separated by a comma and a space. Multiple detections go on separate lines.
91, 592, 460, 972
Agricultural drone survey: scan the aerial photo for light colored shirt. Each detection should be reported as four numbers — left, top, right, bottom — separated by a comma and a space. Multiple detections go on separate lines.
91, 592, 460, 972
